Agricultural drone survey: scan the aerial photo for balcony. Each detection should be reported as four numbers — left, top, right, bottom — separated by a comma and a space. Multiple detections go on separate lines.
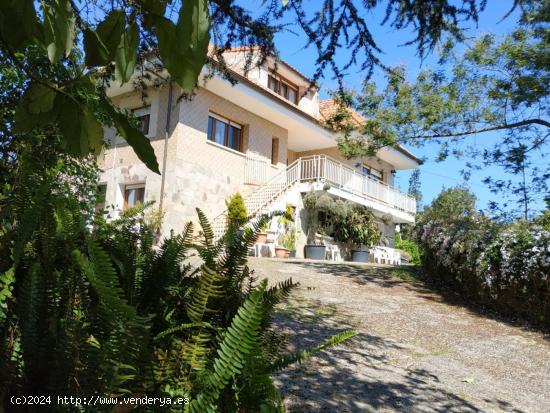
295, 155, 416, 220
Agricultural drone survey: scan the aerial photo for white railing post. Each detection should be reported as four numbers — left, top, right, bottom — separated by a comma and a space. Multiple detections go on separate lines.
316, 155, 320, 182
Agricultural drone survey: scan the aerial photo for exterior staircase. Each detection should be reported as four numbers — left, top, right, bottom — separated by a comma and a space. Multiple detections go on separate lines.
211, 159, 301, 239
211, 155, 416, 239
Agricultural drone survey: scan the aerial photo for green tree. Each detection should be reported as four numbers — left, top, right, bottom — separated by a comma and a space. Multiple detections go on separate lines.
225, 192, 248, 227
335, 0, 548, 218
420, 187, 477, 224
0, 0, 493, 177
408, 169, 423, 209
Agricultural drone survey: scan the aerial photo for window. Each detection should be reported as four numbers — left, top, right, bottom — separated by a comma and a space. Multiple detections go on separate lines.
207, 113, 243, 152
267, 74, 299, 104
95, 184, 107, 212
271, 138, 279, 165
268, 76, 279, 93
124, 184, 145, 210
362, 164, 383, 181
132, 107, 151, 135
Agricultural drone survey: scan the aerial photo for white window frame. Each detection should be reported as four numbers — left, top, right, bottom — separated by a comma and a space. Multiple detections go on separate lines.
132, 106, 152, 136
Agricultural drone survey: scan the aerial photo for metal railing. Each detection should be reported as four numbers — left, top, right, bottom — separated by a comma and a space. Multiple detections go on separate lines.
298, 155, 416, 214
211, 159, 301, 239
211, 155, 416, 239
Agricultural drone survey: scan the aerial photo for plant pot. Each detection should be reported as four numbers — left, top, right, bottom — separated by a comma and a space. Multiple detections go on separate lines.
351, 250, 370, 263
304, 245, 326, 260
256, 232, 268, 244
289, 250, 296, 258
275, 247, 289, 259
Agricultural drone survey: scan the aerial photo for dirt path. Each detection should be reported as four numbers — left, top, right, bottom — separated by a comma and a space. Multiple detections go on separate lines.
248, 258, 550, 413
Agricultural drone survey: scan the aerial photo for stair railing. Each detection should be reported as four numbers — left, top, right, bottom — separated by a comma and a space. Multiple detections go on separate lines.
211, 158, 302, 239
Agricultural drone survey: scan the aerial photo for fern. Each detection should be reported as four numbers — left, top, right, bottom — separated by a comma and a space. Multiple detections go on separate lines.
235, 340, 285, 412
197, 208, 215, 247
187, 265, 223, 323
73, 242, 136, 320
154, 322, 218, 341
0, 267, 14, 324
263, 278, 299, 312
17, 262, 44, 382
270, 330, 358, 372
189, 279, 268, 412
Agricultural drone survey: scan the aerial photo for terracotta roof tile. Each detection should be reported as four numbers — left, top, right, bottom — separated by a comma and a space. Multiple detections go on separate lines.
318, 100, 421, 164
319, 99, 365, 126
209, 44, 314, 84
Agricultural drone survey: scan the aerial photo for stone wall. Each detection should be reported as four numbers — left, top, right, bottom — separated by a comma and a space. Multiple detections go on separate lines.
99, 85, 291, 236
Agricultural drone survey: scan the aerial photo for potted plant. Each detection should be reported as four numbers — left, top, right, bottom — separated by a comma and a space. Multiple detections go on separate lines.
256, 219, 269, 244
303, 191, 327, 260
334, 205, 381, 262
274, 244, 289, 258
276, 205, 298, 257
276, 230, 298, 258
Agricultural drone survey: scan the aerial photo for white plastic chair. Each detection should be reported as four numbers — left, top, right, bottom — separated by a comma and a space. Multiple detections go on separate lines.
254, 243, 276, 258
325, 244, 342, 262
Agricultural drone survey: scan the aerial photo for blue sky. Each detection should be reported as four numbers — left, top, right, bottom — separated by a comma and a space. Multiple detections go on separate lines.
263, 0, 547, 216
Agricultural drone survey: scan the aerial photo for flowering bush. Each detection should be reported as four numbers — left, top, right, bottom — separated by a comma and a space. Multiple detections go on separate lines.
416, 216, 550, 328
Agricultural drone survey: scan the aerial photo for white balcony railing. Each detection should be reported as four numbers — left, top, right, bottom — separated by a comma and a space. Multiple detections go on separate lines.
244, 153, 269, 184
212, 155, 416, 239
298, 155, 416, 215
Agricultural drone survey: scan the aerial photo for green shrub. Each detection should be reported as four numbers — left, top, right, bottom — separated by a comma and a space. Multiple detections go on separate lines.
415, 188, 550, 329
333, 205, 381, 249
1, 157, 357, 408
395, 233, 422, 264
226, 192, 248, 227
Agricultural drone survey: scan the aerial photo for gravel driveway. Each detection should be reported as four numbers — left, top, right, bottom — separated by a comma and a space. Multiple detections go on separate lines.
248, 258, 550, 413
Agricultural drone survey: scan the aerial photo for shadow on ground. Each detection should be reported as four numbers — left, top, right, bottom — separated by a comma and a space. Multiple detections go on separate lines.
277, 260, 549, 339
274, 303, 525, 413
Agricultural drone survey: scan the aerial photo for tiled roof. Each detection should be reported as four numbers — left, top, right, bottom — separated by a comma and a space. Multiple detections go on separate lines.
318, 100, 421, 164
209, 44, 314, 84
319, 99, 365, 126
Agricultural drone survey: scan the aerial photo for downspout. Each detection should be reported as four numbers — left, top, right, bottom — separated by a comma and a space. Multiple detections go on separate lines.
158, 80, 173, 223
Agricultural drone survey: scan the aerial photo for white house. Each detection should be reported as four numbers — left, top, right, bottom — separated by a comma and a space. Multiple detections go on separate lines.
98, 47, 420, 258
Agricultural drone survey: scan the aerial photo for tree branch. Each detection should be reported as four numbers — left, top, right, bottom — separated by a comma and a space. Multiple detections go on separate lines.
408, 119, 550, 140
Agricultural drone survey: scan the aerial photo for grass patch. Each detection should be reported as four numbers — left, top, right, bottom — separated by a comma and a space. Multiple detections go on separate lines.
387, 266, 423, 282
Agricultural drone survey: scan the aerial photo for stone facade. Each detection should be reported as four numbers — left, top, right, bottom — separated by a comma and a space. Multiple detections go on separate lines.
98, 72, 415, 247
99, 84, 289, 235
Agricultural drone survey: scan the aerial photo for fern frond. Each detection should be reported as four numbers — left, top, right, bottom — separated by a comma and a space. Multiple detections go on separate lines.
154, 322, 218, 341
18, 262, 44, 376
186, 265, 223, 323
12, 186, 45, 265
236, 340, 285, 413
181, 221, 194, 248
73, 241, 136, 320
196, 208, 214, 246
263, 278, 299, 311
182, 330, 213, 371
270, 330, 358, 372
0, 267, 15, 324
189, 279, 268, 413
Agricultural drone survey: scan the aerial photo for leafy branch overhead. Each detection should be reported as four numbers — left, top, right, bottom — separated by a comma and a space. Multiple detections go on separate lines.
0, 0, 211, 174
1, 0, 496, 174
